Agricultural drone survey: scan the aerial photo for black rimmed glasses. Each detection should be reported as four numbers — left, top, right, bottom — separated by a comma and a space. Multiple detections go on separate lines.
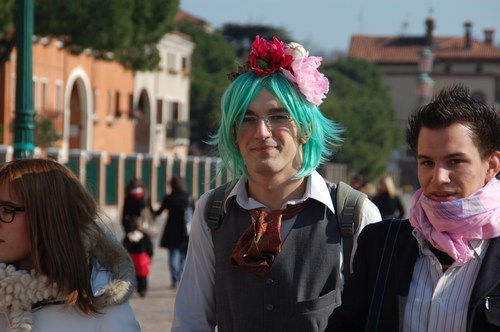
239, 112, 293, 131
0, 204, 26, 223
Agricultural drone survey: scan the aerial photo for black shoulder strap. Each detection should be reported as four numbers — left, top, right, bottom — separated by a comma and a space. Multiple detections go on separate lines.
331, 181, 367, 282
365, 218, 401, 332
205, 182, 232, 231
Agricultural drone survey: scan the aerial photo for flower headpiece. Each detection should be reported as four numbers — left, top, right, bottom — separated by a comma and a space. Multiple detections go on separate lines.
228, 35, 329, 106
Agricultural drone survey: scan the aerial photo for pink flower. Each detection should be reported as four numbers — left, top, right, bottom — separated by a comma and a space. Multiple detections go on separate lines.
282, 55, 329, 106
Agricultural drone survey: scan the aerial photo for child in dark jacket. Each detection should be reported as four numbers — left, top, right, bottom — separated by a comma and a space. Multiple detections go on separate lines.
123, 215, 154, 297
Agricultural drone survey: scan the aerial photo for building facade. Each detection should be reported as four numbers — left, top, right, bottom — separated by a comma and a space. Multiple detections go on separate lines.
349, 18, 500, 128
0, 32, 194, 160
133, 32, 194, 158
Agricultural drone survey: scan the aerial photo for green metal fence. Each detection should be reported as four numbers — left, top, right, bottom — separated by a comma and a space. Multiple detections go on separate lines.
0, 147, 350, 209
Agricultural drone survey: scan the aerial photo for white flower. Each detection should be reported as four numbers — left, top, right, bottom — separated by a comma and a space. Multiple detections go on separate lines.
285, 42, 308, 60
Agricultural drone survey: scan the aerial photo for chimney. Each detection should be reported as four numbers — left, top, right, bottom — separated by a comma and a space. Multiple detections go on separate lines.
484, 29, 495, 46
464, 21, 472, 49
425, 18, 435, 46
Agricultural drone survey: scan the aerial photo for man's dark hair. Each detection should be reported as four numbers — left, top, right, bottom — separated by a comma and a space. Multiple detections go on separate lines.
406, 84, 500, 158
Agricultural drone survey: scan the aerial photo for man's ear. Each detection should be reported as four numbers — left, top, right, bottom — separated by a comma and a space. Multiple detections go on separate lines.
299, 124, 312, 144
299, 134, 309, 144
486, 151, 500, 181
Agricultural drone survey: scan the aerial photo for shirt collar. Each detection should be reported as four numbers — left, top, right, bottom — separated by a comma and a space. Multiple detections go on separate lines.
225, 171, 335, 213
412, 228, 490, 263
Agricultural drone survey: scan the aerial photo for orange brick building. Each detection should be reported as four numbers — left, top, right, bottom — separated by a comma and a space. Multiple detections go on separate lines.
0, 37, 136, 158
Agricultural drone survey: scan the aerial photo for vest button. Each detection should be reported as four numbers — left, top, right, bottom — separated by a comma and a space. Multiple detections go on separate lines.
266, 304, 275, 311
266, 278, 275, 284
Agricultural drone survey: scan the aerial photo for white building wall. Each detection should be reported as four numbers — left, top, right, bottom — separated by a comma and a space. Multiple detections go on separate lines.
134, 32, 195, 157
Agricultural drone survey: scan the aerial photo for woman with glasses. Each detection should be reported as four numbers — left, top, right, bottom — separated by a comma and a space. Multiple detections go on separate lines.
0, 158, 140, 331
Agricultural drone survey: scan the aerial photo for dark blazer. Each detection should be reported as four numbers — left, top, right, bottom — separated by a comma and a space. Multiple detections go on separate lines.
328, 219, 500, 332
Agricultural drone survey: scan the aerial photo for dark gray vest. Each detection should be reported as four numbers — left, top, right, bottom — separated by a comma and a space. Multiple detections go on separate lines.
212, 198, 342, 332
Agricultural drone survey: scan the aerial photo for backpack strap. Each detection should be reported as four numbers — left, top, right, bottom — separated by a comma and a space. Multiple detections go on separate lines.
204, 182, 232, 231
331, 181, 367, 283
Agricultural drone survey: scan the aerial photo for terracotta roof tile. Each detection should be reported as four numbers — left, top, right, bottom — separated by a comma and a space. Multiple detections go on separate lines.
349, 35, 500, 64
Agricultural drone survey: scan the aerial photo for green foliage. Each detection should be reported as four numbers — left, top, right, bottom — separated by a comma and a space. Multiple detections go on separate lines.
34, 0, 134, 52
0, 0, 14, 40
321, 58, 404, 180
0, 0, 15, 64
0, 0, 178, 70
35, 116, 62, 148
177, 21, 236, 154
116, 0, 179, 70
222, 24, 291, 58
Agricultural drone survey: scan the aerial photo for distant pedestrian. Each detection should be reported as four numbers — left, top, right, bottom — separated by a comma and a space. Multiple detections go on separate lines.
372, 175, 405, 219
123, 215, 154, 297
154, 176, 194, 288
122, 178, 150, 233
350, 173, 376, 198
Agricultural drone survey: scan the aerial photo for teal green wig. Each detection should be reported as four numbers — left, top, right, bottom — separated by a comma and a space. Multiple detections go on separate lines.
210, 71, 343, 181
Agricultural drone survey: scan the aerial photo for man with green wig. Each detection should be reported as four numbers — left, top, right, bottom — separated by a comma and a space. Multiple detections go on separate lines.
172, 36, 381, 332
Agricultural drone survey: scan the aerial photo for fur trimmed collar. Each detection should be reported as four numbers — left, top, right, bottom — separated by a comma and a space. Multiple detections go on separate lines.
0, 222, 135, 332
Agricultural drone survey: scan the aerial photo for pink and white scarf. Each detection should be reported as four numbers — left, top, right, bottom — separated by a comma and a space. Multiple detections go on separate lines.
410, 178, 500, 263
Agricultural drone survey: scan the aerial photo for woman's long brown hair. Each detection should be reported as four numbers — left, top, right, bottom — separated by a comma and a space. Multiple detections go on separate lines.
0, 158, 99, 314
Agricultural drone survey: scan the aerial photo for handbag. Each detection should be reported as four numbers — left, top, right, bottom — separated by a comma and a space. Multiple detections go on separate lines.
140, 208, 159, 237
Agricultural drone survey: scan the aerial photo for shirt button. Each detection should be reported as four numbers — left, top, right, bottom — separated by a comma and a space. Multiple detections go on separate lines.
266, 304, 275, 311
266, 278, 275, 285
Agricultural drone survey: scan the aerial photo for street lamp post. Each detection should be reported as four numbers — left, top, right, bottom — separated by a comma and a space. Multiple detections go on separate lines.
13, 0, 35, 159
417, 47, 435, 107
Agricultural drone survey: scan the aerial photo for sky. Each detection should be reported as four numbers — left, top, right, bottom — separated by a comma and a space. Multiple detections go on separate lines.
180, 0, 500, 55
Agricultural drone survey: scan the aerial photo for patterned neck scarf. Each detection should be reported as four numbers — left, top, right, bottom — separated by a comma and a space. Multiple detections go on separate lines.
410, 178, 500, 263
230, 201, 308, 277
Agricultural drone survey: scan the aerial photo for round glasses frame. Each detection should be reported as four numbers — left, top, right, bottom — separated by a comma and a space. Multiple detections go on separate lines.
238, 113, 293, 131
0, 205, 26, 223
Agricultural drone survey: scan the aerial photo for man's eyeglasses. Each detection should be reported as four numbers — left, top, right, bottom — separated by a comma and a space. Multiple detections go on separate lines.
0, 205, 25, 223
239, 113, 293, 131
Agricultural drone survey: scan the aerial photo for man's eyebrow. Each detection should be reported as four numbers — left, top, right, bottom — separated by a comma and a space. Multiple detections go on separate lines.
417, 152, 466, 160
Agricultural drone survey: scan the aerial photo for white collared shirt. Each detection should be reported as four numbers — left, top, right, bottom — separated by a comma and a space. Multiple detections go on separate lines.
403, 230, 489, 332
171, 171, 381, 331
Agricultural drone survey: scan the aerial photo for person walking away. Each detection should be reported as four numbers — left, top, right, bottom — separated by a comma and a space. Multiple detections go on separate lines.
154, 176, 194, 288
372, 175, 405, 219
328, 84, 500, 331
123, 215, 154, 297
172, 35, 381, 332
0, 158, 140, 331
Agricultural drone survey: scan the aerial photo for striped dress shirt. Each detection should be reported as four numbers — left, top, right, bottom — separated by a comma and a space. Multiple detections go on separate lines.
403, 230, 489, 332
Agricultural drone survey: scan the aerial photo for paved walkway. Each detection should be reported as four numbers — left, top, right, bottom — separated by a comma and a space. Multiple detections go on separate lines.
105, 209, 175, 332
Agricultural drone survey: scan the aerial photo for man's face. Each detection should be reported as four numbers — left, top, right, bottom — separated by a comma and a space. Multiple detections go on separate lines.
416, 123, 500, 201
236, 88, 303, 182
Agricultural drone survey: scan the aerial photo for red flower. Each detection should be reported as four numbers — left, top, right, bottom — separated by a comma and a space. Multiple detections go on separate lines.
247, 36, 293, 77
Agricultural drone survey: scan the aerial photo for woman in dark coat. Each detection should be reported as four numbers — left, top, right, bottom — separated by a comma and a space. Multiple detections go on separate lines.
154, 176, 194, 288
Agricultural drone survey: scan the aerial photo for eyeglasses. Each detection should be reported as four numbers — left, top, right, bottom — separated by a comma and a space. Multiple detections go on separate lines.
0, 205, 25, 223
239, 113, 293, 131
